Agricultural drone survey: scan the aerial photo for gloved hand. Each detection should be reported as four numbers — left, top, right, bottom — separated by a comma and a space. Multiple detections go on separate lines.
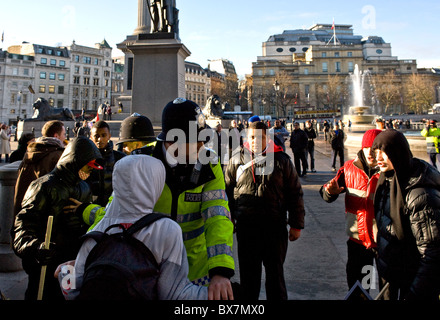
35, 242, 57, 266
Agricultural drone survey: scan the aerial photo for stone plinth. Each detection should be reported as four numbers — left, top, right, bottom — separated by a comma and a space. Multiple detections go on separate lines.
125, 34, 191, 125
0, 162, 22, 271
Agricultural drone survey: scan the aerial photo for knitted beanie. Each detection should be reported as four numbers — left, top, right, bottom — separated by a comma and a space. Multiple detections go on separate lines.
361, 129, 383, 149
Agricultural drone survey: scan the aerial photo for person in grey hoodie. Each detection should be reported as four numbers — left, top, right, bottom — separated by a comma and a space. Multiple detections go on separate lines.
56, 155, 208, 300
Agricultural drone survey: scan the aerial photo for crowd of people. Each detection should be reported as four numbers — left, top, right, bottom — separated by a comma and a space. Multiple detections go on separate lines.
2, 98, 440, 301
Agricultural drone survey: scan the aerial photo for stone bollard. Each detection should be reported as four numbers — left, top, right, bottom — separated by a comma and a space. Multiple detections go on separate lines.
0, 161, 22, 271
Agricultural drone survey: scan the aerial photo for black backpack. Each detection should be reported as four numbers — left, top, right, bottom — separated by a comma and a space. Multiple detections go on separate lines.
77, 213, 168, 300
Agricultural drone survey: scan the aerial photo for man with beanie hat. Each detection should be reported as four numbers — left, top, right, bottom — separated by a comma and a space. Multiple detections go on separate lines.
320, 129, 382, 296
372, 129, 440, 300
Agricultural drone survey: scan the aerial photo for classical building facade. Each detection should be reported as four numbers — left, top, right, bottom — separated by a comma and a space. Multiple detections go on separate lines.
251, 23, 421, 119
185, 61, 210, 107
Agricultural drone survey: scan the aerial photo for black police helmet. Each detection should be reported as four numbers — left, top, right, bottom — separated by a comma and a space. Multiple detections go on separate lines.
157, 98, 207, 142
117, 113, 156, 145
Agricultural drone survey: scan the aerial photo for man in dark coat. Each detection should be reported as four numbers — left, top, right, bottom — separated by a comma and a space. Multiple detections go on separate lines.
289, 122, 308, 177
12, 137, 103, 300
86, 120, 125, 206
372, 129, 440, 300
329, 123, 345, 171
225, 120, 305, 300
14, 120, 66, 216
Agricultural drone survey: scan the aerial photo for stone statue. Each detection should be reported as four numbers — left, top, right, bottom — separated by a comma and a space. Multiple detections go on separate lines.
202, 95, 224, 119
27, 97, 76, 121
149, 0, 179, 35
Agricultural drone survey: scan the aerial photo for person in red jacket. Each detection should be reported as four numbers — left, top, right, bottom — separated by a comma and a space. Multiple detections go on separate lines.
320, 129, 382, 295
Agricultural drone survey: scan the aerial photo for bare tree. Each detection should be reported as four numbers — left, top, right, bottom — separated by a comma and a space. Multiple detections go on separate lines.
403, 73, 436, 114
372, 71, 402, 114
315, 75, 347, 111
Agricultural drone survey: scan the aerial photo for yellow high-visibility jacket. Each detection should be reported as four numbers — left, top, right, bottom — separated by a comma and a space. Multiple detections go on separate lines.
421, 126, 440, 154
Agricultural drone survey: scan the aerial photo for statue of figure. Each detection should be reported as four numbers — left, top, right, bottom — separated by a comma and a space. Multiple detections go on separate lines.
149, 0, 179, 36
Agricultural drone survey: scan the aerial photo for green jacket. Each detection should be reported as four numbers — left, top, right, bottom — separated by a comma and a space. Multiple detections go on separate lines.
421, 126, 440, 154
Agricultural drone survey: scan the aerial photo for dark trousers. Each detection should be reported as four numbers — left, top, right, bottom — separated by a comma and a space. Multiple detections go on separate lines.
307, 144, 315, 170
236, 222, 288, 300
429, 153, 440, 169
293, 150, 308, 176
332, 147, 344, 168
346, 240, 376, 291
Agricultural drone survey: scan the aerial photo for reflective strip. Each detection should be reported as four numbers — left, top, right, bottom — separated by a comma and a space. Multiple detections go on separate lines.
346, 187, 367, 198
176, 212, 202, 224
202, 206, 231, 220
207, 244, 233, 259
88, 206, 101, 225
191, 275, 210, 286
182, 225, 205, 241
202, 189, 227, 202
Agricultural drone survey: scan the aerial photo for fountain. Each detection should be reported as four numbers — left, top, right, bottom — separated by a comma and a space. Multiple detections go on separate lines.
343, 64, 376, 131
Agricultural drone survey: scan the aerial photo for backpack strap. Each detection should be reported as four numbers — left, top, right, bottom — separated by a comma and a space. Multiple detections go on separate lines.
126, 213, 169, 236
80, 223, 124, 244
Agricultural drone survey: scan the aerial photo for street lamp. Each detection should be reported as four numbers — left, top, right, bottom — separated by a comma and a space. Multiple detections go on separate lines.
273, 80, 280, 119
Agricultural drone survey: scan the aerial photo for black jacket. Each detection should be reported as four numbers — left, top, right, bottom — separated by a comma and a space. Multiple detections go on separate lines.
86, 140, 125, 206
289, 129, 308, 153
329, 129, 345, 150
225, 141, 305, 229
374, 158, 440, 299
12, 137, 102, 273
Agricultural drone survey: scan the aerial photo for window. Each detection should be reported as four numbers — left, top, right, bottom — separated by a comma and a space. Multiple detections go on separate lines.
39, 85, 46, 93
58, 74, 65, 81
10, 93, 16, 104
347, 52, 353, 57
47, 49, 53, 55
75, 66, 80, 74
58, 86, 64, 94
94, 58, 99, 65
84, 67, 90, 75
334, 52, 340, 57
94, 69, 99, 76
57, 99, 64, 107
73, 76, 80, 84
276, 48, 284, 53
49, 98, 54, 107
83, 56, 91, 64
348, 62, 354, 72
73, 88, 79, 97
49, 73, 56, 80
304, 68, 309, 75
302, 47, 308, 52
12, 68, 18, 75
289, 48, 296, 52
322, 52, 327, 57
104, 70, 110, 77
50, 59, 57, 66
322, 62, 328, 72
93, 78, 99, 86
59, 60, 66, 67
23, 68, 29, 76
56, 51, 62, 57
335, 62, 341, 72
75, 55, 80, 62
84, 77, 90, 85
40, 72, 46, 79
376, 49, 383, 54
48, 85, 55, 94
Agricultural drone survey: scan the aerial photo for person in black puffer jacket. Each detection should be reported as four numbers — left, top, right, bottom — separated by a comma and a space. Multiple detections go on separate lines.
12, 137, 103, 300
225, 121, 305, 300
86, 120, 125, 207
372, 129, 440, 300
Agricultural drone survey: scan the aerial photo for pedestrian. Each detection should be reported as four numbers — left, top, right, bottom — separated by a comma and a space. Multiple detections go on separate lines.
214, 122, 228, 169
270, 119, 289, 152
320, 129, 382, 295
372, 129, 440, 300
106, 105, 112, 120
85, 120, 125, 207
13, 120, 66, 216
0, 124, 11, 162
152, 98, 235, 299
289, 122, 308, 177
329, 123, 345, 172
304, 120, 317, 173
56, 155, 209, 300
77, 120, 90, 138
225, 120, 305, 300
12, 137, 103, 300
118, 101, 123, 113
323, 120, 330, 141
420, 120, 440, 169
9, 132, 35, 163
375, 117, 386, 130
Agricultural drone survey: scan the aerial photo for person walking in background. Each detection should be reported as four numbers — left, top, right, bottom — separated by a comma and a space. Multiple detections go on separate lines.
225, 120, 305, 300
372, 129, 440, 300
420, 119, 440, 169
323, 120, 330, 141
329, 123, 345, 172
304, 120, 317, 173
320, 129, 382, 296
0, 124, 11, 162
270, 119, 289, 152
289, 122, 308, 177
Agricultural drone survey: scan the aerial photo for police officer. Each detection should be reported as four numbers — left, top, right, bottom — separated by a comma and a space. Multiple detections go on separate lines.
116, 113, 157, 155
421, 120, 440, 169
153, 98, 235, 300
